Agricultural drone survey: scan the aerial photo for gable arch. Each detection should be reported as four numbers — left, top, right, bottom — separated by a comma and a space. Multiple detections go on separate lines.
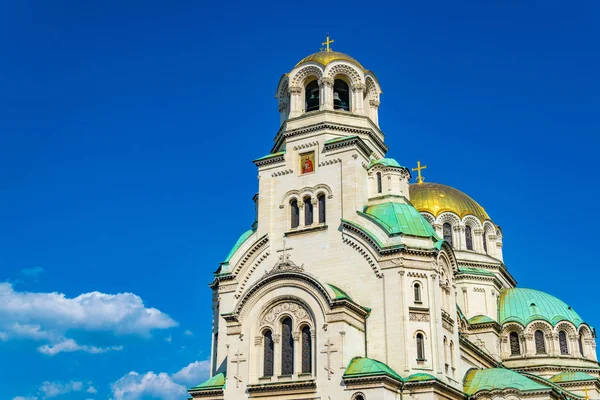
325, 62, 363, 86
526, 320, 553, 335
554, 321, 577, 336
290, 65, 324, 88
436, 212, 461, 226
365, 74, 380, 102
463, 215, 483, 229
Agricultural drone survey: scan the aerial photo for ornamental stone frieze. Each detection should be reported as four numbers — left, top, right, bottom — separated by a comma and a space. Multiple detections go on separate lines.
410, 312, 430, 322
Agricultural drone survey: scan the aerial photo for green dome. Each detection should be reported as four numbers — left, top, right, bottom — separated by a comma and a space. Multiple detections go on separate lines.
363, 202, 439, 239
368, 158, 404, 169
499, 288, 584, 327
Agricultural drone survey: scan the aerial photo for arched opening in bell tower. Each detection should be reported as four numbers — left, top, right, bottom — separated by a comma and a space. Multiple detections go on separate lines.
305, 80, 320, 112
333, 79, 350, 111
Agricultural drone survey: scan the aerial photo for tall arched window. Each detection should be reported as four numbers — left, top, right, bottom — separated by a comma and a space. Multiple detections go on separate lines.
376, 172, 382, 193
450, 340, 455, 368
579, 333, 585, 357
416, 333, 425, 360
290, 199, 299, 228
465, 226, 473, 250
305, 80, 319, 112
559, 331, 569, 355
510, 332, 521, 356
301, 326, 312, 374
263, 330, 274, 377
443, 336, 448, 366
333, 79, 350, 111
414, 283, 422, 303
483, 231, 488, 254
443, 223, 453, 247
304, 197, 313, 226
535, 330, 546, 354
318, 194, 326, 224
281, 317, 294, 375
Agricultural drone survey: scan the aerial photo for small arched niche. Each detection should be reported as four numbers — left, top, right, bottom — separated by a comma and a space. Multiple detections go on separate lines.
333, 78, 350, 111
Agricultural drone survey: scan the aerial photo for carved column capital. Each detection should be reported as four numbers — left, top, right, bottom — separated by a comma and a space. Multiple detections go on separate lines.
289, 85, 302, 94
318, 77, 333, 87
369, 99, 380, 107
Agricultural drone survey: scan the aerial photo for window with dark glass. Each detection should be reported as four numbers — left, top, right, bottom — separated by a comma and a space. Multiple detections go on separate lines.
290, 199, 299, 228
535, 330, 546, 354
579, 333, 585, 357
304, 197, 313, 226
263, 330, 274, 377
301, 326, 312, 374
318, 194, 326, 224
354, 395, 365, 400
510, 332, 521, 356
416, 333, 425, 360
465, 226, 473, 250
483, 231, 488, 254
377, 172, 382, 194
443, 223, 453, 247
305, 80, 319, 112
559, 331, 569, 355
333, 79, 350, 111
281, 317, 294, 375
414, 283, 422, 303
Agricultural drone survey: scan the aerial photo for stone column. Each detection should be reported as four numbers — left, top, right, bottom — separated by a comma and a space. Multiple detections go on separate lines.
399, 270, 410, 372
288, 86, 303, 118
473, 228, 484, 252
352, 83, 365, 115
369, 100, 380, 125
273, 334, 281, 376
455, 225, 465, 250
433, 223, 443, 238
293, 331, 301, 376
429, 272, 444, 375
318, 77, 333, 111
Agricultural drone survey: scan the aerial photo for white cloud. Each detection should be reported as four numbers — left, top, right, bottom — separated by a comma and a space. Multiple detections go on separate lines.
40, 381, 83, 398
110, 371, 187, 400
0, 331, 8, 341
183, 330, 193, 336
164, 335, 172, 343
12, 396, 38, 400
21, 267, 44, 279
0, 283, 177, 336
171, 360, 210, 385
87, 385, 97, 393
110, 360, 210, 400
38, 339, 123, 356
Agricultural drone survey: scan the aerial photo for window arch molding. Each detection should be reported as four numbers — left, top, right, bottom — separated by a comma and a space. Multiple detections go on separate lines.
323, 63, 363, 87
280, 184, 334, 209
412, 280, 424, 303
289, 65, 324, 89
526, 321, 553, 337
351, 392, 367, 400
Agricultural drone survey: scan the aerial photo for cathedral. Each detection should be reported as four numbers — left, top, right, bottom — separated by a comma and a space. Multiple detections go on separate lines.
188, 39, 599, 400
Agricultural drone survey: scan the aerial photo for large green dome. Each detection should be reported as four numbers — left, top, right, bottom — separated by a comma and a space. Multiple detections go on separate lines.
499, 288, 584, 327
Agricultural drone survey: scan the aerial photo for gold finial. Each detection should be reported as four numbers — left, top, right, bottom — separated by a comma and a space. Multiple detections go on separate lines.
412, 160, 427, 184
322, 35, 334, 52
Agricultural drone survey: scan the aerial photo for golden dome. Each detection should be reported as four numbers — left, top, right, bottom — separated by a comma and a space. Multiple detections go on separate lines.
295, 51, 366, 71
409, 182, 490, 221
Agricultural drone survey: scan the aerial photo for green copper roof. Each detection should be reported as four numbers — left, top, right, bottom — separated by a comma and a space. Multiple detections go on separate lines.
406, 373, 436, 382
344, 357, 403, 382
189, 372, 226, 391
252, 150, 285, 162
458, 266, 495, 277
469, 315, 497, 325
368, 158, 404, 169
549, 372, 598, 383
222, 228, 256, 265
499, 288, 584, 327
328, 283, 352, 300
363, 202, 440, 239
464, 368, 548, 395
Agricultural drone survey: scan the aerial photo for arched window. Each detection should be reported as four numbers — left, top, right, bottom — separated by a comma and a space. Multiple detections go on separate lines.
353, 395, 365, 400
318, 194, 326, 224
333, 79, 350, 111
416, 333, 425, 360
443, 336, 448, 366
510, 332, 521, 356
301, 326, 312, 374
443, 223, 453, 247
414, 283, 422, 303
535, 330, 546, 354
263, 330, 274, 377
465, 226, 473, 250
450, 340, 455, 368
559, 331, 569, 355
579, 333, 585, 357
304, 197, 313, 226
376, 172, 382, 193
305, 80, 319, 112
483, 231, 488, 254
290, 199, 299, 228
281, 317, 294, 375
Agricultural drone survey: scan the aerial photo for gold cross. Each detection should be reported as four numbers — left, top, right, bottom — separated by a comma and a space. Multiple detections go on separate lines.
412, 160, 427, 184
584, 386, 590, 400
322, 35, 334, 52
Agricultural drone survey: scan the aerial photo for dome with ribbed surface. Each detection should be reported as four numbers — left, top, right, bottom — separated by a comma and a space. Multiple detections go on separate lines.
295, 51, 365, 71
499, 288, 584, 327
409, 182, 490, 221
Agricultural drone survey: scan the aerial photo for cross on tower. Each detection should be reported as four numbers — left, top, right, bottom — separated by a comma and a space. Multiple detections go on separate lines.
231, 350, 246, 388
320, 338, 338, 380
322, 35, 334, 52
277, 239, 294, 263
412, 160, 427, 184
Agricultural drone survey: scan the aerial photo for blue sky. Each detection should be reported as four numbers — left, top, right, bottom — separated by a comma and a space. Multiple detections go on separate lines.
1, 1, 598, 399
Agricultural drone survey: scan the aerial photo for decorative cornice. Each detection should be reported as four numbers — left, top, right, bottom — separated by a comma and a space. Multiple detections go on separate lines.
246, 379, 316, 394
323, 135, 372, 159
